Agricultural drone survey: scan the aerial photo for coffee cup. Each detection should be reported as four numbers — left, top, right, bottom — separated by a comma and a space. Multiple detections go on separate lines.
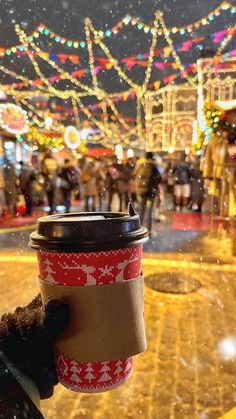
29, 205, 148, 393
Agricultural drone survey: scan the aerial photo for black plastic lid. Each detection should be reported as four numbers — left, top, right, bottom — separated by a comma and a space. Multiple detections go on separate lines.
29, 204, 149, 252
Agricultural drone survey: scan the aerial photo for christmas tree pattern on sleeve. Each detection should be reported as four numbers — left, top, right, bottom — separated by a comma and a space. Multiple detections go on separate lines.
38, 245, 142, 393
55, 356, 133, 393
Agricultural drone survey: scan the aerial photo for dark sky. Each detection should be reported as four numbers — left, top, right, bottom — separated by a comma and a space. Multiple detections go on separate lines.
1, 0, 236, 40
0, 0, 236, 119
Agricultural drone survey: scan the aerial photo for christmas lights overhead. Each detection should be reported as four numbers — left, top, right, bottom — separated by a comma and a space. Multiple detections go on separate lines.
2, 0, 233, 57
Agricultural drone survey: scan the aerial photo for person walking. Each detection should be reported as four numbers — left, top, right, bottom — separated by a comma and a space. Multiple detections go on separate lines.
123, 157, 136, 207
134, 151, 162, 234
94, 160, 106, 211
3, 159, 18, 217
41, 152, 58, 215
172, 154, 191, 211
106, 157, 123, 212
58, 158, 80, 213
189, 159, 205, 212
80, 160, 98, 211
19, 161, 36, 216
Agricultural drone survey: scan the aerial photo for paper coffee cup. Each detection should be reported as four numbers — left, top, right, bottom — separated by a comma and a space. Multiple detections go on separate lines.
29, 207, 148, 393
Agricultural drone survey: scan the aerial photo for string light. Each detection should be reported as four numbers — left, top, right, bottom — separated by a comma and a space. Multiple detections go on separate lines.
16, 26, 96, 96
64, 126, 81, 149
87, 19, 139, 91
26, 126, 64, 152
142, 11, 160, 93
3, 12, 233, 151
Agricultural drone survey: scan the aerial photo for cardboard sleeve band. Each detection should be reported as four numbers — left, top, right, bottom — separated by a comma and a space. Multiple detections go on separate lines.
40, 276, 146, 362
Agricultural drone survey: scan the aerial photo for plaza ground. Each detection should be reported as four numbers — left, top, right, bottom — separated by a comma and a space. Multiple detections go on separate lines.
0, 211, 236, 418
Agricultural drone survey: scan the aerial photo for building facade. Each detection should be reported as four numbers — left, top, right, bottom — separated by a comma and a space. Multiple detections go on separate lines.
145, 84, 197, 152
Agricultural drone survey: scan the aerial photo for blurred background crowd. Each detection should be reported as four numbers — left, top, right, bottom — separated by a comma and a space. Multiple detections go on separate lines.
0, 150, 206, 235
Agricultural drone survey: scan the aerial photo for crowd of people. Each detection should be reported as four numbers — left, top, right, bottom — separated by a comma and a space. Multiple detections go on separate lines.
1, 150, 206, 233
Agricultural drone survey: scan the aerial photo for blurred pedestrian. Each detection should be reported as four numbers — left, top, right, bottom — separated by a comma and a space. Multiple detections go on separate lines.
94, 160, 106, 211
190, 159, 205, 212
0, 163, 6, 218
124, 157, 136, 206
19, 161, 36, 216
106, 157, 123, 211
41, 152, 58, 215
58, 158, 80, 213
173, 154, 191, 211
80, 160, 98, 211
3, 159, 17, 217
134, 152, 162, 233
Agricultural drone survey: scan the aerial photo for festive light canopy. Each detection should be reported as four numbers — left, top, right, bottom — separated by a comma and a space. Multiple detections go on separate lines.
0, 4, 235, 150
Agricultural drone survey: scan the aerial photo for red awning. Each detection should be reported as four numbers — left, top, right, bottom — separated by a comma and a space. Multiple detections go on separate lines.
87, 148, 113, 157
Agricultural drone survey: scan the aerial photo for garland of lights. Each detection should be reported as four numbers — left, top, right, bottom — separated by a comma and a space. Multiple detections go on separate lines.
1, 25, 236, 67
16, 24, 137, 141
15, 26, 96, 96
3, 0, 235, 58
2, 8, 233, 150
25, 126, 64, 152
204, 102, 236, 137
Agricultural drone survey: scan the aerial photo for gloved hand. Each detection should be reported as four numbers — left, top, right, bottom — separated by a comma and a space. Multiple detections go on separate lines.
0, 294, 69, 399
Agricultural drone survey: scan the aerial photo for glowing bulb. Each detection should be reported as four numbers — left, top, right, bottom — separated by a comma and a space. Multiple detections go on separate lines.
127, 148, 134, 158
115, 144, 123, 160
45, 117, 53, 129
64, 126, 81, 149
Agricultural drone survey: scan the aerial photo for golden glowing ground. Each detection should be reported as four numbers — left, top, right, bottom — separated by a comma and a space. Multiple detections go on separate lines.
1, 238, 236, 418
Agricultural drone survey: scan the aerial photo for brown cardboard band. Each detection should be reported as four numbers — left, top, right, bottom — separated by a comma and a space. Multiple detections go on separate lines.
40, 277, 146, 362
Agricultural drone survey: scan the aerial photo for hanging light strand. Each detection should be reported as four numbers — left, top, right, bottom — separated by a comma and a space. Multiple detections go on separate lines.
16, 26, 96, 96
159, 13, 196, 86
87, 19, 139, 91
142, 11, 160, 92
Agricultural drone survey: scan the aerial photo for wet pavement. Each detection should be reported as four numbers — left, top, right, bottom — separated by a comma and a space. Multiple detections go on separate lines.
0, 210, 236, 418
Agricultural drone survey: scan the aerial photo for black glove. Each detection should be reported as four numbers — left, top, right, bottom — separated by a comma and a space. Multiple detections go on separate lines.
0, 294, 69, 399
